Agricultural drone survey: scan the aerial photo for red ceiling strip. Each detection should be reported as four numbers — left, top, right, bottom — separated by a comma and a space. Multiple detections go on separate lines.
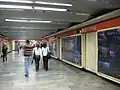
82, 17, 120, 33
56, 29, 77, 38
40, 17, 120, 40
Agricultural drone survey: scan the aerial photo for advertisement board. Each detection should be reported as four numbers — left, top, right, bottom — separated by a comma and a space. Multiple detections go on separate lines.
62, 35, 81, 65
98, 28, 120, 79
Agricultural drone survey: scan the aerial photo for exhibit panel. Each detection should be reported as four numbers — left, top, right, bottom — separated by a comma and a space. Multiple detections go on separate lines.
98, 27, 120, 81
56, 39, 60, 58
61, 35, 82, 66
86, 32, 97, 73
47, 36, 57, 58
49, 40, 57, 57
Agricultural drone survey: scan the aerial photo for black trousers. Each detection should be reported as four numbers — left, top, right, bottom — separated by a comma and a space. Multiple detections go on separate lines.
17, 49, 19, 53
43, 56, 48, 71
3, 53, 7, 62
35, 55, 40, 71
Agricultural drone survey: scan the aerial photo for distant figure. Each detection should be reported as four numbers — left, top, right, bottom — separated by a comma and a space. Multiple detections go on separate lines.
32, 43, 42, 72
16, 44, 19, 53
23, 40, 33, 77
42, 43, 50, 71
2, 43, 8, 62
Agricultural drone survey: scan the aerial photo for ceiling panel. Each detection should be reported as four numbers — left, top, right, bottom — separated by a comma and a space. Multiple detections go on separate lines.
0, 0, 119, 40
0, 10, 89, 22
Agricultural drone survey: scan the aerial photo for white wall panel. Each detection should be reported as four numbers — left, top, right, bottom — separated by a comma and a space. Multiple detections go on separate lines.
82, 34, 86, 68
85, 32, 97, 73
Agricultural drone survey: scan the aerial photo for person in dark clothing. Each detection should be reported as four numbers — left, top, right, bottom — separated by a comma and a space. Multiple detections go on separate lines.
16, 44, 19, 54
31, 44, 36, 64
41, 43, 50, 71
2, 43, 8, 62
40, 43, 43, 48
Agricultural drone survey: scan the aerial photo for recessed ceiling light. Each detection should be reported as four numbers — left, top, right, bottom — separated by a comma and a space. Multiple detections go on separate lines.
0, 5, 32, 9
34, 7, 67, 12
35, 1, 72, 6
0, 0, 33, 3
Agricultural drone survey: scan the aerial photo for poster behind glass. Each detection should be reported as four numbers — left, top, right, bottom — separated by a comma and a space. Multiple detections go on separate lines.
98, 28, 120, 79
62, 35, 81, 65
49, 40, 57, 57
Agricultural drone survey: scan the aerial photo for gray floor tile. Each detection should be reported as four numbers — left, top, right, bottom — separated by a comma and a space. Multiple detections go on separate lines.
0, 51, 119, 90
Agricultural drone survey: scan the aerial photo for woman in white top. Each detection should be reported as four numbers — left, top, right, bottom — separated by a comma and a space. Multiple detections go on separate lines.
33, 44, 42, 71
42, 43, 49, 71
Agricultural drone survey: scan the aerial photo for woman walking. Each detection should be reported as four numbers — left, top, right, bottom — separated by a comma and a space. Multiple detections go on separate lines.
42, 43, 50, 71
33, 44, 42, 72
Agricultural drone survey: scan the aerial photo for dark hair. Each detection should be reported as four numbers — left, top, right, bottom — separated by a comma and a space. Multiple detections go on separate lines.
43, 43, 47, 48
36, 44, 39, 48
26, 40, 30, 44
40, 43, 43, 48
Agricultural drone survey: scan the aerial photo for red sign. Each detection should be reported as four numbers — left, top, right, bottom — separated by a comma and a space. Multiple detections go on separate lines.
82, 17, 120, 33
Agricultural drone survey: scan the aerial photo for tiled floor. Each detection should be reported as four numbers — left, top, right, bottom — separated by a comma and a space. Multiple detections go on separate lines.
0, 51, 119, 90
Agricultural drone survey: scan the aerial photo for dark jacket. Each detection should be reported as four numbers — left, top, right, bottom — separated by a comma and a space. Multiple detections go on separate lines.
2, 45, 8, 54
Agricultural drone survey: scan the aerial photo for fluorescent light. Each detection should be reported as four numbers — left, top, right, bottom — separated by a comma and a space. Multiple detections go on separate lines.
35, 1, 72, 6
19, 40, 26, 41
0, 0, 33, 3
87, 0, 97, 1
34, 7, 67, 12
5, 19, 52, 23
30, 21, 51, 23
0, 5, 32, 9
5, 19, 29, 22
76, 13, 90, 16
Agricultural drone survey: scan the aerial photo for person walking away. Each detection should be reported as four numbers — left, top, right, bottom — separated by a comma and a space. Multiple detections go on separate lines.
33, 44, 42, 72
2, 43, 8, 62
16, 44, 19, 54
42, 43, 50, 71
23, 40, 33, 77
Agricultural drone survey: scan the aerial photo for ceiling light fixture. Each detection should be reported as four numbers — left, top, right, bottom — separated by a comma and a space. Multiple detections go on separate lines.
0, 0, 33, 3
35, 1, 72, 6
0, 5, 32, 9
5, 19, 52, 23
29, 21, 52, 23
34, 7, 67, 12
76, 13, 90, 16
86, 0, 97, 2
6, 19, 29, 22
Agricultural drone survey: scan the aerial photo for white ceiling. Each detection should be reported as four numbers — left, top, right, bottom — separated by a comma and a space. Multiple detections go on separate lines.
0, 0, 119, 40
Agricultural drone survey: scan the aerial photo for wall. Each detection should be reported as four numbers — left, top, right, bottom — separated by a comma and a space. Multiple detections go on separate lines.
41, 17, 120, 84
85, 32, 97, 73
83, 17, 120, 83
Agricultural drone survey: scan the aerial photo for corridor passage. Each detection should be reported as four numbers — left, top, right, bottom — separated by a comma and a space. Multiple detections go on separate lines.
0, 51, 119, 90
